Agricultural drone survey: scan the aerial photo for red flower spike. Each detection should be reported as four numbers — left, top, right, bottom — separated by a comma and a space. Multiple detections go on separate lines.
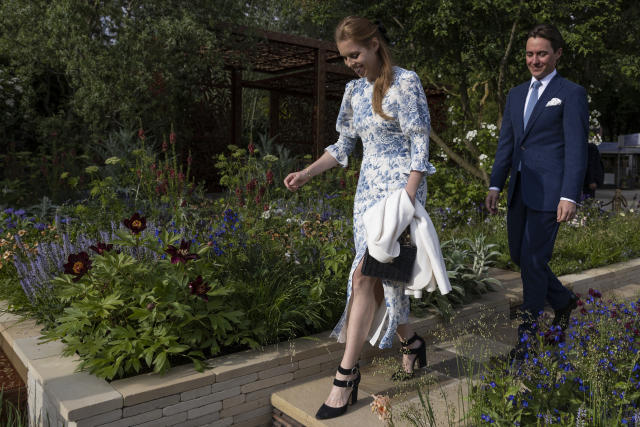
89, 242, 113, 255
165, 240, 200, 264
63, 252, 92, 282
138, 129, 145, 140
266, 170, 274, 185
246, 179, 257, 192
248, 143, 255, 155
188, 275, 210, 301
169, 132, 176, 144
162, 141, 168, 152
123, 213, 147, 234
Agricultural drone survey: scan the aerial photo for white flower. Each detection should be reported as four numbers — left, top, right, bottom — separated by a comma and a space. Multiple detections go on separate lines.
451, 120, 457, 126
447, 106, 453, 113
261, 210, 271, 219
478, 154, 488, 161
105, 156, 121, 165
487, 123, 497, 131
465, 130, 478, 140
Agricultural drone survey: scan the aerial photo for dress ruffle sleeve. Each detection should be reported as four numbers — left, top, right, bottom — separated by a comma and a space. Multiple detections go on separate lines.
397, 71, 436, 175
325, 80, 358, 168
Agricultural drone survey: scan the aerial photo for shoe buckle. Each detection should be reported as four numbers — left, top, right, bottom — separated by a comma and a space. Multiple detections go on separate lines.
344, 379, 354, 387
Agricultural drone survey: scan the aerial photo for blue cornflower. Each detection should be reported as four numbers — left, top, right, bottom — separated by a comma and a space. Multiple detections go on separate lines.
489, 381, 496, 388
3, 208, 14, 214
522, 400, 528, 408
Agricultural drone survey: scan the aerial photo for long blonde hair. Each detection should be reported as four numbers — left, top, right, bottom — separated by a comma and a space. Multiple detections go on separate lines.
335, 16, 394, 121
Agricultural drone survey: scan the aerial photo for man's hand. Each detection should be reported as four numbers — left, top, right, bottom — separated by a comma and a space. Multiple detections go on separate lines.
485, 189, 500, 214
557, 200, 577, 222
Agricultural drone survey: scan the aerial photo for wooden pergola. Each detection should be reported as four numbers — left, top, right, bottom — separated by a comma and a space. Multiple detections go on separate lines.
219, 26, 357, 158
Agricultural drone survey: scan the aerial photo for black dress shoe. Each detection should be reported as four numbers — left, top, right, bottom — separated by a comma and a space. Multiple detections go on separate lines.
552, 293, 578, 330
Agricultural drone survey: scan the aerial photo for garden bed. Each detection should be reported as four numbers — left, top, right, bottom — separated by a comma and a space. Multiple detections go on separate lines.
0, 258, 637, 427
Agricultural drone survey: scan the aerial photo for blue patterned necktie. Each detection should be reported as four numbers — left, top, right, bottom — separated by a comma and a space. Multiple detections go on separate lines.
523, 80, 542, 129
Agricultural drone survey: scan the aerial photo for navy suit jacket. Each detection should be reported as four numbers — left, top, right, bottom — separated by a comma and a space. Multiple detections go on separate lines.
490, 74, 589, 211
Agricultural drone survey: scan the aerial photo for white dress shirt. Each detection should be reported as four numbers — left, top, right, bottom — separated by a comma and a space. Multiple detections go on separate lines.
490, 69, 575, 204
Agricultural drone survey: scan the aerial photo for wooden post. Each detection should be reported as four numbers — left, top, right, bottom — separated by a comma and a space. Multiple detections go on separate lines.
269, 91, 280, 141
312, 48, 326, 159
231, 68, 242, 147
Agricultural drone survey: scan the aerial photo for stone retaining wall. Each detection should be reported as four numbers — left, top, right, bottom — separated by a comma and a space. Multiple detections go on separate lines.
0, 257, 638, 427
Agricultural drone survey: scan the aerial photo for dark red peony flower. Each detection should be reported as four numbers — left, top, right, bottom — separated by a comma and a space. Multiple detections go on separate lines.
165, 240, 200, 264
123, 213, 147, 234
266, 170, 274, 185
189, 275, 210, 301
588, 288, 602, 299
63, 252, 92, 282
89, 242, 113, 255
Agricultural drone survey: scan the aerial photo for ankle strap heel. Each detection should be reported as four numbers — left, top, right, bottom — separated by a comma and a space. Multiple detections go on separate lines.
315, 363, 361, 420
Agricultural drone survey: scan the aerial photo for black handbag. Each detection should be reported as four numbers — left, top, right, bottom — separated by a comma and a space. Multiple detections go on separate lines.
361, 231, 416, 283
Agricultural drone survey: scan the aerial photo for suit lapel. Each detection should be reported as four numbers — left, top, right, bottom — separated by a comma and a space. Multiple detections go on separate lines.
522, 74, 564, 140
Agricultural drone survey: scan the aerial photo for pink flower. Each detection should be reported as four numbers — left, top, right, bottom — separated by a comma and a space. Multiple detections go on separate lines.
248, 143, 255, 155
138, 129, 145, 140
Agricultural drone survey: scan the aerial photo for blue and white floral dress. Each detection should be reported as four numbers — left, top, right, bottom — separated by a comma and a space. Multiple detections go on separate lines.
326, 66, 436, 349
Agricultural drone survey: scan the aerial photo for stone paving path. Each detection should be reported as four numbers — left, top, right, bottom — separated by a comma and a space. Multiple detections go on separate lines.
272, 269, 640, 427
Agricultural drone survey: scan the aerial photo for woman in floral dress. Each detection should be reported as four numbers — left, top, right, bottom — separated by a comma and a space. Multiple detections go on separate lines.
284, 16, 435, 420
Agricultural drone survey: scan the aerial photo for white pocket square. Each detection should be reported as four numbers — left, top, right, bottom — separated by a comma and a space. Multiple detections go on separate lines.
546, 98, 562, 107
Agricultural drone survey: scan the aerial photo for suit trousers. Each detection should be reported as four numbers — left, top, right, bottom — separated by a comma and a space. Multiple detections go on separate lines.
507, 174, 572, 334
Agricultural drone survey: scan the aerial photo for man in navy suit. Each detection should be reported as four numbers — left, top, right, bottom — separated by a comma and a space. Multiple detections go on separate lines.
485, 24, 589, 359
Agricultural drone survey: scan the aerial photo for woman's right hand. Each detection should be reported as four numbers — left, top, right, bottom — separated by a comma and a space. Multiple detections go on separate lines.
284, 171, 310, 192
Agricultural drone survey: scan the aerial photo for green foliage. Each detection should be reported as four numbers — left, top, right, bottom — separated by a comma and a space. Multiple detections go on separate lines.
40, 231, 247, 380
468, 293, 640, 425
411, 235, 502, 320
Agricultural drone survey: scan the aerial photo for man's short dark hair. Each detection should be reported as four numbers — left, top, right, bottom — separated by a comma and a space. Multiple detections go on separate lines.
527, 24, 564, 52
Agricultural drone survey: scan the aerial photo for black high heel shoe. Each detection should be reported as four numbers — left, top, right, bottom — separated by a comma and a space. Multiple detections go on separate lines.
391, 333, 427, 381
315, 363, 361, 420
